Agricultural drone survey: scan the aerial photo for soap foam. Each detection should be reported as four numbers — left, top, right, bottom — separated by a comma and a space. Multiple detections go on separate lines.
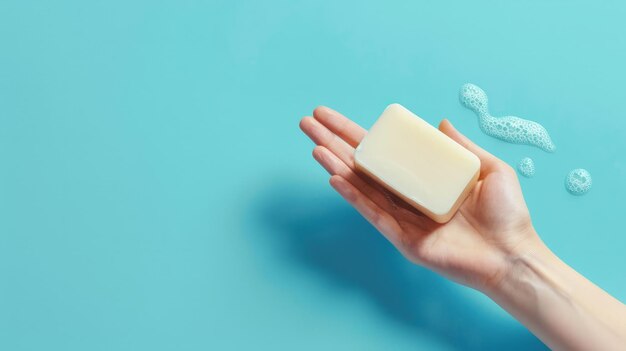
565, 168, 592, 195
517, 157, 535, 178
459, 84, 556, 153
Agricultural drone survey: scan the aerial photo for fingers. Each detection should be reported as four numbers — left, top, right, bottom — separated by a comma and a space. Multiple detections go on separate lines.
438, 119, 503, 173
329, 175, 402, 243
300, 115, 355, 168
313, 106, 367, 148
301, 114, 391, 210
301, 108, 430, 219
312, 145, 397, 213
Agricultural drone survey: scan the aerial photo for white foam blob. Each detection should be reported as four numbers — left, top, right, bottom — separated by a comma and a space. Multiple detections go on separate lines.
565, 168, 592, 195
517, 157, 536, 178
459, 83, 556, 153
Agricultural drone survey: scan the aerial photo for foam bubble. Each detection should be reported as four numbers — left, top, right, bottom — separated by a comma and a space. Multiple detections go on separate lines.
517, 157, 535, 178
565, 168, 592, 195
459, 83, 556, 153
460, 83, 489, 115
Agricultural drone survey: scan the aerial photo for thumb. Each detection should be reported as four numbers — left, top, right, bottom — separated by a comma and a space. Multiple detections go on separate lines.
438, 119, 501, 173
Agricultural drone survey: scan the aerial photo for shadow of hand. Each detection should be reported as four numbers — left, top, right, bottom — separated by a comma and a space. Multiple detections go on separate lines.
253, 183, 546, 350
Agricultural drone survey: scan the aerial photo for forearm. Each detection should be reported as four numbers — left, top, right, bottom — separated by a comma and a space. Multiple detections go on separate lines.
485, 240, 626, 351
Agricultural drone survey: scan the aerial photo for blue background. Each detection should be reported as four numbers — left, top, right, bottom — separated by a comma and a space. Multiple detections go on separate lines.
1, 1, 625, 350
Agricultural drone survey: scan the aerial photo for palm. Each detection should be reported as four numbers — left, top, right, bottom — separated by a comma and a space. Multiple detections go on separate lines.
300, 106, 537, 291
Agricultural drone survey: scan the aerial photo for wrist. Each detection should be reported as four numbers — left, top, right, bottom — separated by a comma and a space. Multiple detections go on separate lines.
480, 234, 626, 350
483, 233, 557, 298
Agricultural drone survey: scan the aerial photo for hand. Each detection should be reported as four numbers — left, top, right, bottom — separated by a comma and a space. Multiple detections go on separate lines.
302, 106, 626, 350
299, 106, 545, 292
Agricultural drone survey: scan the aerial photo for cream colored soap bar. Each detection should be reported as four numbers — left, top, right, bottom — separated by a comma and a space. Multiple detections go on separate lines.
354, 104, 480, 223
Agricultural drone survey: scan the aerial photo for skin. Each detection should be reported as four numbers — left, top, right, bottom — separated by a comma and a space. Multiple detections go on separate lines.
299, 106, 626, 351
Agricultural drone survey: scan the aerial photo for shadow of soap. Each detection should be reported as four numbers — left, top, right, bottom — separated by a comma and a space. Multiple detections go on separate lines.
252, 181, 547, 351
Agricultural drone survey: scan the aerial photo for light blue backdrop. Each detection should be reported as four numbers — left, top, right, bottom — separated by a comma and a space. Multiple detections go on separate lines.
1, 1, 625, 350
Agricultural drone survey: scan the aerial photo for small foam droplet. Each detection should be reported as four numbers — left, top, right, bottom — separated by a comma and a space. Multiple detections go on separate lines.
565, 168, 592, 195
517, 157, 535, 178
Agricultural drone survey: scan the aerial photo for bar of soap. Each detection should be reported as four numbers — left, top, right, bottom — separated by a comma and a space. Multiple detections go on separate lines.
354, 104, 480, 223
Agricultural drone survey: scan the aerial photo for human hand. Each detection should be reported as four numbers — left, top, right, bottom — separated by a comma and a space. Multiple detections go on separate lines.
299, 106, 545, 292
